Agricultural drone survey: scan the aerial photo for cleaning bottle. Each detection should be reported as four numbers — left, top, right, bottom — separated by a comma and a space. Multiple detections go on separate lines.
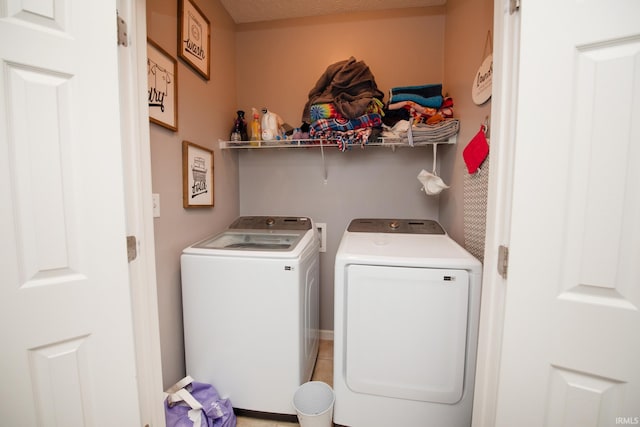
261, 108, 275, 141
250, 108, 261, 146
261, 108, 285, 141
230, 110, 247, 142
239, 110, 249, 141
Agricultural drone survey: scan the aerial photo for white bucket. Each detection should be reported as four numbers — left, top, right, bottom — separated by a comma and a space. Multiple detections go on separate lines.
292, 381, 335, 427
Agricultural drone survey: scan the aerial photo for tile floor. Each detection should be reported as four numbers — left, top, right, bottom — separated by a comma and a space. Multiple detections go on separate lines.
235, 339, 334, 427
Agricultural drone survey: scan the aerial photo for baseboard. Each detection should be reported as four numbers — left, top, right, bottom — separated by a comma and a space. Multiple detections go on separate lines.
319, 329, 334, 341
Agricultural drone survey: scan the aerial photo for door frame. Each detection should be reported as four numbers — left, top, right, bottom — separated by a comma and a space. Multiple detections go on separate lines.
118, 0, 165, 425
471, 1, 519, 425
116, 1, 521, 425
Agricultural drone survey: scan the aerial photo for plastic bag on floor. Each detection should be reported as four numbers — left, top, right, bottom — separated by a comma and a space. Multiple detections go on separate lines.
165, 376, 236, 427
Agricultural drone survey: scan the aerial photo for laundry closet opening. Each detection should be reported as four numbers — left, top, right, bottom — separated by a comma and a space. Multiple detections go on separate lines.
146, 0, 494, 389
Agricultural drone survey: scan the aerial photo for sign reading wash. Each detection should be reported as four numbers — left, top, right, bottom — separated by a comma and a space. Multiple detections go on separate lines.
179, 0, 210, 80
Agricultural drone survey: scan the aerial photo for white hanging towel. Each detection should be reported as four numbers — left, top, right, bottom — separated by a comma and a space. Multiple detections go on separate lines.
418, 144, 449, 195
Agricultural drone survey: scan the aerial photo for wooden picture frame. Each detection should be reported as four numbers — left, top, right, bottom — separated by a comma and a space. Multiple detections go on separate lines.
147, 38, 178, 131
182, 141, 214, 208
178, 0, 210, 80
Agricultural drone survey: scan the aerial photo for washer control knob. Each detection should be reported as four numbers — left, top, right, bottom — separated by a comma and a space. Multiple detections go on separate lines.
265, 217, 276, 226
389, 220, 400, 230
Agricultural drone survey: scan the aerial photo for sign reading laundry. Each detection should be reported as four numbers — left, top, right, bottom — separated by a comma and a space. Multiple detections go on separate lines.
472, 54, 492, 105
179, 0, 210, 80
147, 39, 177, 131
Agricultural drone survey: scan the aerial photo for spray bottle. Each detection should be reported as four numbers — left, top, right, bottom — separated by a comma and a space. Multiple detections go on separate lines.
230, 110, 247, 142
250, 108, 261, 146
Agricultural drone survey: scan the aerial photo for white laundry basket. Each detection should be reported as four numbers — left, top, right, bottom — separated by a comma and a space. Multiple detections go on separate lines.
293, 381, 335, 427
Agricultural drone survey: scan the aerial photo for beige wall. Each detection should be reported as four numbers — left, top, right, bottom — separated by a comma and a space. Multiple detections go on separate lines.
235, 7, 446, 127
146, 1, 493, 388
146, 0, 240, 388
440, 0, 494, 242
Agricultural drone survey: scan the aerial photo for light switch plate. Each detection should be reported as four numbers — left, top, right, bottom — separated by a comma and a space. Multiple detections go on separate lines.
152, 193, 160, 217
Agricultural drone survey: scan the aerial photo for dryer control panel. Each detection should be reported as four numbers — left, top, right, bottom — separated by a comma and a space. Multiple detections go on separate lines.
347, 218, 445, 234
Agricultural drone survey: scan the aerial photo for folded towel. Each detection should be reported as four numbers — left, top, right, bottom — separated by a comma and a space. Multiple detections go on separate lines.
391, 83, 442, 98
390, 83, 443, 108
411, 119, 460, 142
390, 93, 443, 108
381, 119, 460, 143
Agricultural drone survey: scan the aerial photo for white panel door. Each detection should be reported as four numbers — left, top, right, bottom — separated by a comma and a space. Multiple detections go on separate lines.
0, 0, 142, 426
495, 0, 640, 425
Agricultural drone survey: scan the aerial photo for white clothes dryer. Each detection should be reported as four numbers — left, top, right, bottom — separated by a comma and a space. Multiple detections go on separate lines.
181, 216, 320, 416
333, 218, 482, 427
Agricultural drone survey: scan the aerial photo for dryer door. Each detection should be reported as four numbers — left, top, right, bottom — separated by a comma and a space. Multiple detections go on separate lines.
345, 264, 469, 404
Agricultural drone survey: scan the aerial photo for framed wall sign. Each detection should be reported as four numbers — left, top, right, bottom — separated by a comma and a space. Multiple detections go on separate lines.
178, 0, 210, 80
182, 141, 214, 208
472, 30, 493, 105
147, 38, 178, 130
472, 53, 492, 105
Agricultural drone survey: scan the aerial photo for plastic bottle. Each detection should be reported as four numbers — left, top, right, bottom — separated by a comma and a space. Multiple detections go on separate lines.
250, 108, 261, 145
261, 108, 277, 141
239, 110, 249, 141
230, 110, 246, 142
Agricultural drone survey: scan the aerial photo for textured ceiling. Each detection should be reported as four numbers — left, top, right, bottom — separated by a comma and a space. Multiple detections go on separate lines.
220, 0, 446, 24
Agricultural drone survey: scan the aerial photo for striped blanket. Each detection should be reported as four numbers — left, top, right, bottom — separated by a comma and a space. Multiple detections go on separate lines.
310, 113, 382, 133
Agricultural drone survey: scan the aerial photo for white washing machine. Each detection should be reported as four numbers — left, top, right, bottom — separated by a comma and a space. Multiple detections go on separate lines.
181, 216, 320, 416
333, 218, 482, 427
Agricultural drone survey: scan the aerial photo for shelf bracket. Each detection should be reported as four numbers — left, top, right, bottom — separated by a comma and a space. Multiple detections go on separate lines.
320, 140, 328, 183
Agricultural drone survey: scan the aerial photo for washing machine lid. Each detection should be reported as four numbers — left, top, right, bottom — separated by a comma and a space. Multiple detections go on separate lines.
183, 216, 317, 257
192, 229, 306, 251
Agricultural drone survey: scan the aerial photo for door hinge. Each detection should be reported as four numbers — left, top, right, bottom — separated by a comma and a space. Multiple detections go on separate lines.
497, 245, 509, 279
127, 235, 137, 262
509, 0, 521, 14
117, 11, 128, 46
